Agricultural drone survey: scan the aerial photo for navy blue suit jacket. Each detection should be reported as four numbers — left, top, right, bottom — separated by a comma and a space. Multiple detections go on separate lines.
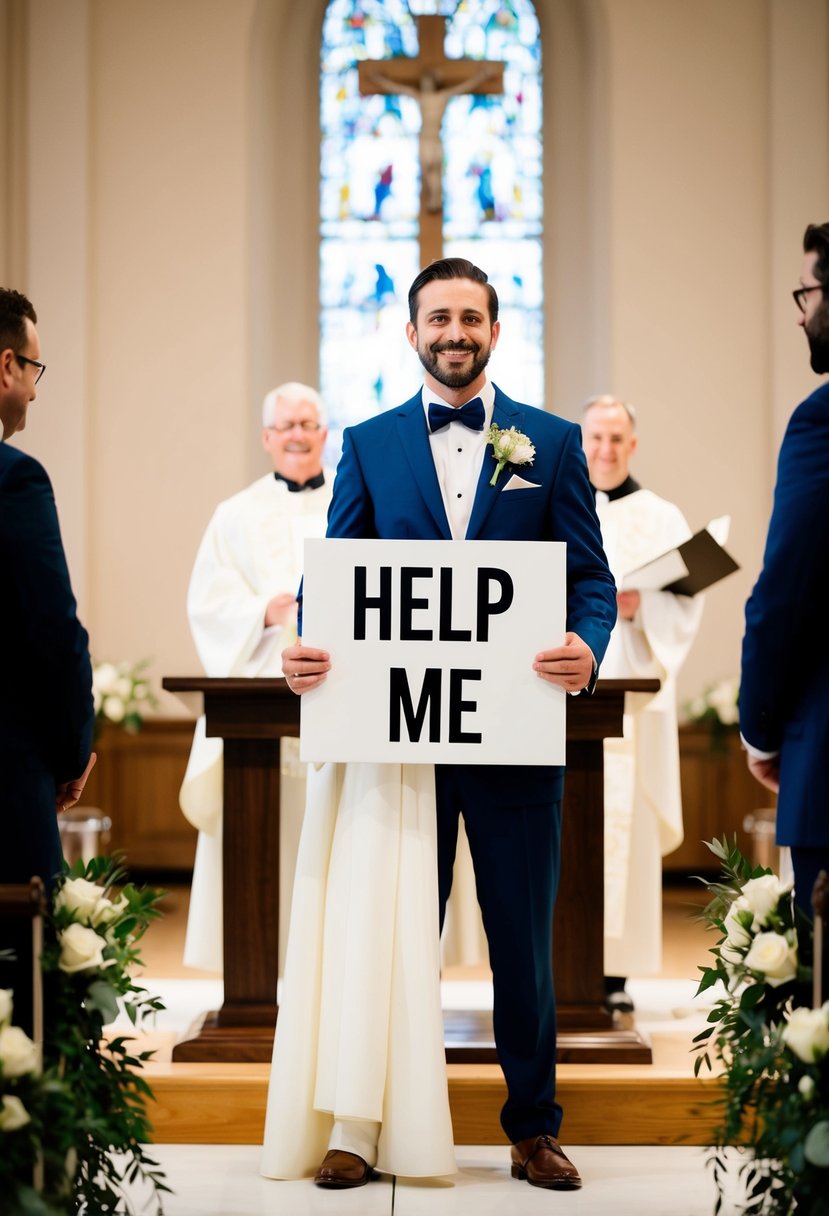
0, 441, 94, 887
323, 386, 617, 799
740, 380, 829, 848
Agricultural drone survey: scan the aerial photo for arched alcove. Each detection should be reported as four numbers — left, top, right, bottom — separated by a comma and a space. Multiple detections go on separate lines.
246, 0, 610, 481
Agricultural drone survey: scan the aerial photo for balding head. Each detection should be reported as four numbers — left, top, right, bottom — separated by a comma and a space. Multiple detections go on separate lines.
581, 395, 638, 491
261, 382, 327, 485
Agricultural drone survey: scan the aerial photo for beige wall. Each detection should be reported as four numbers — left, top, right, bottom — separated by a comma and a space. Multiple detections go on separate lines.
4, 0, 828, 714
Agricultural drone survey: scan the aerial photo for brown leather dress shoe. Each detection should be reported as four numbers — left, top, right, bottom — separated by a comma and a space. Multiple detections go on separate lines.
510, 1134, 583, 1189
313, 1149, 375, 1188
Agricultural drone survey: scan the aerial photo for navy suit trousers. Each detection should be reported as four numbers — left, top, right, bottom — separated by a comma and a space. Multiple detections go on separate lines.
435, 764, 562, 1142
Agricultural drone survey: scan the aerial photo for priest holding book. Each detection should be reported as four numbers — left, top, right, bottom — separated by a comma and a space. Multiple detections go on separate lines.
582, 395, 704, 1013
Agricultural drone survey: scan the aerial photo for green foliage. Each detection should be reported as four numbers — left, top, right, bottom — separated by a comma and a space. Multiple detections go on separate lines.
695, 838, 829, 1214
1, 854, 171, 1213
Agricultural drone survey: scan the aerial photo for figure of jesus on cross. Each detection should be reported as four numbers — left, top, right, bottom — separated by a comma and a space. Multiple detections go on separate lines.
358, 14, 504, 265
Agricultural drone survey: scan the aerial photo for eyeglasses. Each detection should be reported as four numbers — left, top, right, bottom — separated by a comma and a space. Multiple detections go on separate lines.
16, 354, 46, 384
792, 284, 824, 313
266, 420, 321, 433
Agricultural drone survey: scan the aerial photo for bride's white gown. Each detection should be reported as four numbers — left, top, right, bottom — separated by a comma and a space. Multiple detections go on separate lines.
260, 761, 456, 1179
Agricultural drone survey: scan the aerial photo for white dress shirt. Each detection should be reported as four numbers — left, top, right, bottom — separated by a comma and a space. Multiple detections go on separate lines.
421, 379, 495, 539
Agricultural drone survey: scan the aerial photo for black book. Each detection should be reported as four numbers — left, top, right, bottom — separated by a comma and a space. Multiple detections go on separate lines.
622, 523, 739, 597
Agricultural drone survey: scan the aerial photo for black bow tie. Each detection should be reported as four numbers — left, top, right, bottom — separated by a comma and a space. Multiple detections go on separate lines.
274, 471, 326, 493
427, 397, 485, 433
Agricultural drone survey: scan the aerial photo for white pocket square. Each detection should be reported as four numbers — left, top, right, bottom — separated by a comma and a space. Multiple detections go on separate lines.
503, 473, 542, 491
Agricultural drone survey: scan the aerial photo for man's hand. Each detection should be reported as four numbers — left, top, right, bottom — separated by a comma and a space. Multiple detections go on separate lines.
282, 642, 331, 695
265, 592, 298, 629
56, 751, 97, 813
616, 590, 641, 621
746, 752, 780, 793
534, 632, 595, 692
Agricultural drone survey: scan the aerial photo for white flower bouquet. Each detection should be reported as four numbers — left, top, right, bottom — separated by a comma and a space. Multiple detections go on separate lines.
694, 837, 828, 1214
92, 658, 158, 734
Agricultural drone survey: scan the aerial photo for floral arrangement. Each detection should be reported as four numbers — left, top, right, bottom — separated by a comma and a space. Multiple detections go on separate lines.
685, 676, 740, 750
694, 837, 828, 1215
0, 857, 169, 1215
686, 675, 740, 729
92, 660, 159, 734
485, 423, 535, 486
0, 988, 64, 1216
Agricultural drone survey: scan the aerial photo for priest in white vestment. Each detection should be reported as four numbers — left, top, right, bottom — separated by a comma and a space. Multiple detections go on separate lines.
582, 396, 703, 1008
178, 383, 333, 971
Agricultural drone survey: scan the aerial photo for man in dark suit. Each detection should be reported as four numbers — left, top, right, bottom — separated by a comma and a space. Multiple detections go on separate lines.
0, 288, 96, 1027
283, 258, 617, 1189
740, 223, 829, 916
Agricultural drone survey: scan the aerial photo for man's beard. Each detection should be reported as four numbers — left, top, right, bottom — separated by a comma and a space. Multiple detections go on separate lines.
417, 339, 492, 389
806, 297, 829, 373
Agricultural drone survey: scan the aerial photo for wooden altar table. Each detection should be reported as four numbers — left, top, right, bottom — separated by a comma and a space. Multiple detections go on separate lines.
162, 676, 659, 1065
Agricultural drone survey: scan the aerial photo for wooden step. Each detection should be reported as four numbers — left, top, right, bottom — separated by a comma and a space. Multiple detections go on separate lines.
143, 1061, 723, 1146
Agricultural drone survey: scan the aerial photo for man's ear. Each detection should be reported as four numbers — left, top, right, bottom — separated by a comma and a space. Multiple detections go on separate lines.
0, 347, 15, 388
405, 321, 418, 352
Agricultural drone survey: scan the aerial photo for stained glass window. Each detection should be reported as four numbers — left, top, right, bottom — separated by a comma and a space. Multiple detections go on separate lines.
320, 0, 542, 461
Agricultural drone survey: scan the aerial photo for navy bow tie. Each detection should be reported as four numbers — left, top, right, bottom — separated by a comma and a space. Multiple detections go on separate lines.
427, 397, 485, 433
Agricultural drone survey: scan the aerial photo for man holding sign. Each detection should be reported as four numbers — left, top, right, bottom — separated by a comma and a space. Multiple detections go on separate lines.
265, 258, 616, 1190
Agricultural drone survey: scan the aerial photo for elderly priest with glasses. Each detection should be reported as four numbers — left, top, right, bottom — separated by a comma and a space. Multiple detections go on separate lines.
178, 382, 333, 974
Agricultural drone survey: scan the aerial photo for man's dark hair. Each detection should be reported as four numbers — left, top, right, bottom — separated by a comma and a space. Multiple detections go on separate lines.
803, 224, 829, 290
408, 257, 499, 326
0, 288, 37, 355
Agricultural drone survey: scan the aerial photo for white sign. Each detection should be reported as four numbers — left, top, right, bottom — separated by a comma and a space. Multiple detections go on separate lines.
299, 538, 566, 765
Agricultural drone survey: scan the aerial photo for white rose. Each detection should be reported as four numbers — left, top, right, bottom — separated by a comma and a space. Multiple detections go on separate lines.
510, 441, 535, 465
743, 931, 798, 987
740, 874, 792, 928
56, 876, 104, 923
804, 1120, 829, 1168
799, 1075, 816, 1099
92, 662, 118, 694
90, 892, 128, 927
0, 989, 13, 1027
114, 676, 132, 699
783, 1002, 829, 1063
0, 1025, 39, 1076
708, 682, 738, 724
720, 897, 752, 965
0, 1094, 31, 1131
103, 695, 125, 723
58, 922, 106, 973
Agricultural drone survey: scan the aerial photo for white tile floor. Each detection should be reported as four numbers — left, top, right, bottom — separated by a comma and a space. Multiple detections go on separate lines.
115, 974, 731, 1214
123, 1143, 745, 1215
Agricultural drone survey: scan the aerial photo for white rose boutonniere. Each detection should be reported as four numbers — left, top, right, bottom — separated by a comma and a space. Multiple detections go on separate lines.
486, 423, 535, 487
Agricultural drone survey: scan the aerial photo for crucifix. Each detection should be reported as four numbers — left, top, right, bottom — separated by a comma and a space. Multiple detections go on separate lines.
358, 14, 504, 267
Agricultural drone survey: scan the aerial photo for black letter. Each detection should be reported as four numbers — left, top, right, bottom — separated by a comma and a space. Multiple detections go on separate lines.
400, 567, 433, 640
476, 568, 514, 641
448, 669, 482, 743
438, 567, 472, 641
389, 668, 442, 742
354, 565, 392, 640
